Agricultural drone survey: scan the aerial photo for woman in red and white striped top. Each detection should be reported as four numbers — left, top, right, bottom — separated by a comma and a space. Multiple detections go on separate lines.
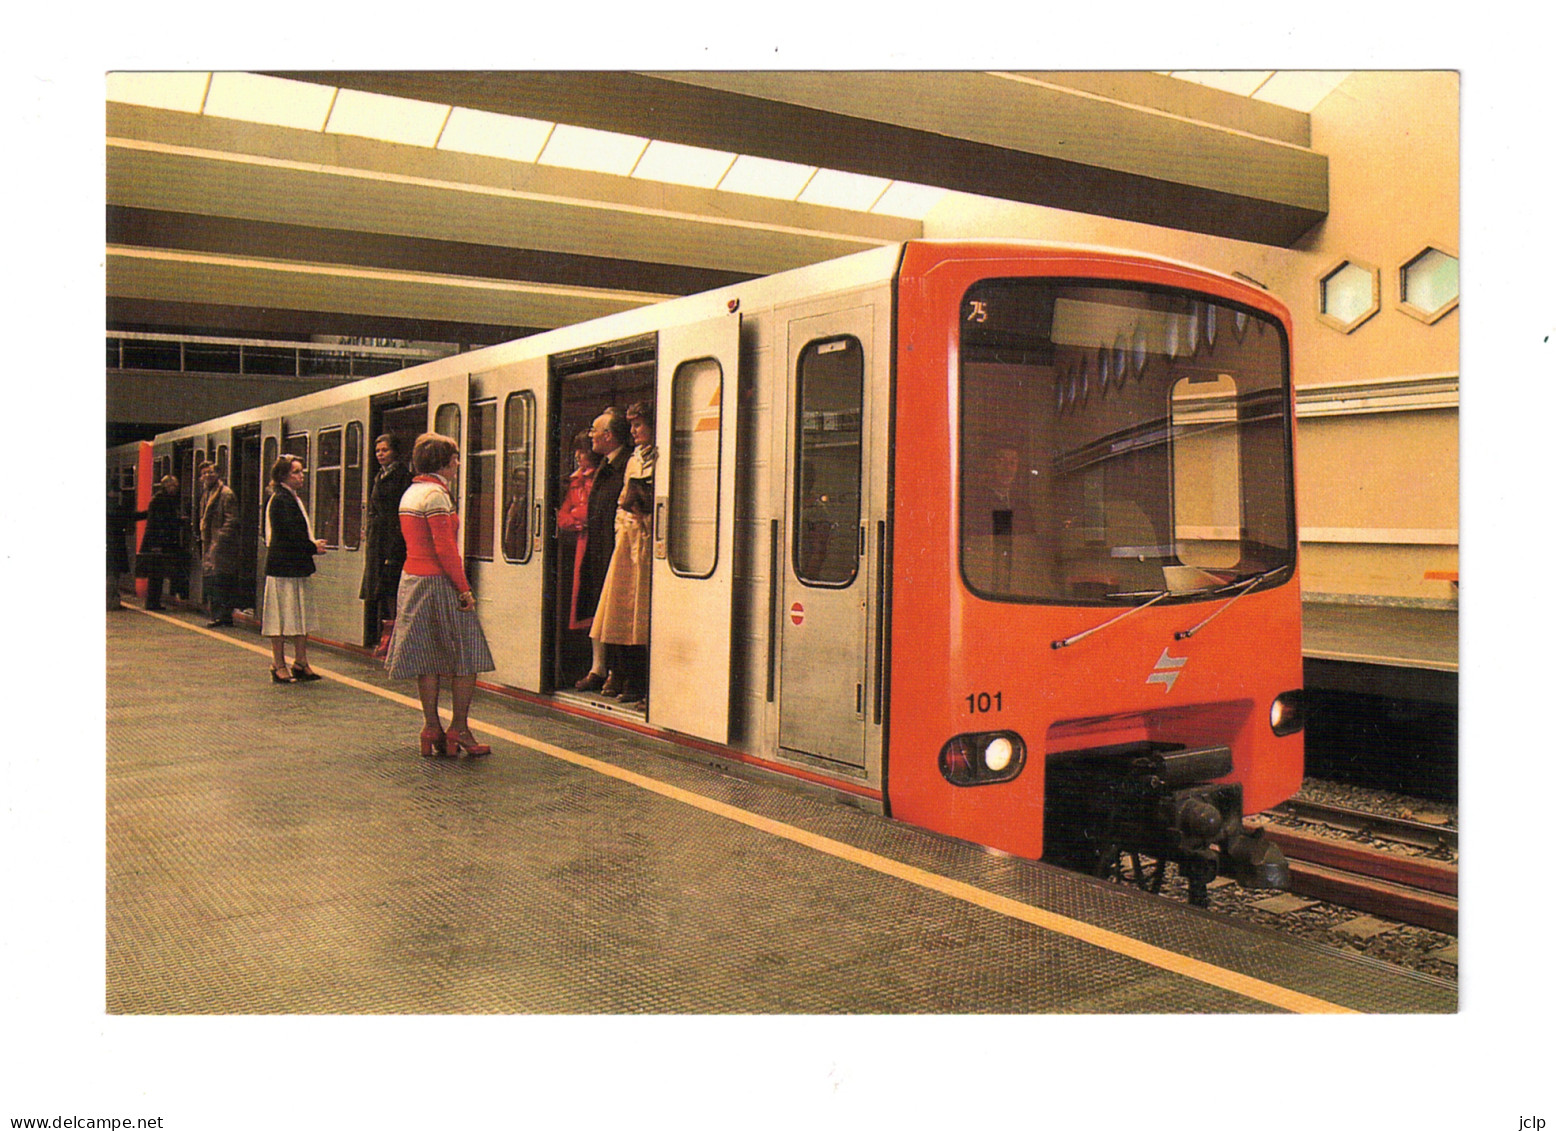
384, 432, 495, 757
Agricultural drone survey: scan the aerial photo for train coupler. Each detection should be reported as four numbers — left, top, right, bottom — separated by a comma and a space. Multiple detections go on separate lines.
1220, 825, 1290, 892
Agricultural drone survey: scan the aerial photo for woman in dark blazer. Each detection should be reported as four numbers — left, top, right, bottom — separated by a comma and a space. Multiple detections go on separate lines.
263, 455, 327, 683
359, 433, 414, 654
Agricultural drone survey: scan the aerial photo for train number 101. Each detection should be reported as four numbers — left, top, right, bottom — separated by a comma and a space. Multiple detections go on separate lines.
966, 691, 1003, 714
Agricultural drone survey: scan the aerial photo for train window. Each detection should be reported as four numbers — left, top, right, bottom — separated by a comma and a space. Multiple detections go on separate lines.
282, 431, 310, 509
466, 400, 497, 562
315, 426, 343, 547
959, 279, 1295, 605
501, 393, 535, 563
668, 357, 722, 578
434, 403, 461, 503
343, 423, 363, 550
793, 336, 864, 587
217, 444, 228, 481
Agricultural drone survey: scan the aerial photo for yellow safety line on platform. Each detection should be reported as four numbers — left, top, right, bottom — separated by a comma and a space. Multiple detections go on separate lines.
130, 608, 1357, 1014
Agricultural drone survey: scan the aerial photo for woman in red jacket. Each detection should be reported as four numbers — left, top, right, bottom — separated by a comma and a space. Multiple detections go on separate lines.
384, 433, 495, 757
556, 429, 600, 631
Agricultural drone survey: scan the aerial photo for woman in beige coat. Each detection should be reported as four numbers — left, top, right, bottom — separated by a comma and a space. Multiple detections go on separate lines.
589, 401, 656, 705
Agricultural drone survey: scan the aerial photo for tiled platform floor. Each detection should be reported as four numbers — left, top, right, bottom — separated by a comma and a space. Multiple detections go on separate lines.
106, 608, 1456, 1014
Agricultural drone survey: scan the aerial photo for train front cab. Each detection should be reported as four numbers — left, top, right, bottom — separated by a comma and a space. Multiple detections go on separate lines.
885, 243, 1305, 895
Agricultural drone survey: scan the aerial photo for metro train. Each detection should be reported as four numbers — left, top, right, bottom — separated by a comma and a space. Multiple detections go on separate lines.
110, 240, 1303, 900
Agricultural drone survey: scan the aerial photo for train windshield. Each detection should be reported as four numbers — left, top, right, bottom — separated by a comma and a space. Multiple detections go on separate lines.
959, 278, 1295, 605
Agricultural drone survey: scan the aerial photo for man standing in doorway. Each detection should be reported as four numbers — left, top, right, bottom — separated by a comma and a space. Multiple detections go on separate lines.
198, 463, 241, 626
572, 407, 629, 691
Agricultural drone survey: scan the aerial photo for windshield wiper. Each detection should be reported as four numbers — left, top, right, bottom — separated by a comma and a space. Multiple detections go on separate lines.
1051, 590, 1172, 649
1174, 564, 1292, 641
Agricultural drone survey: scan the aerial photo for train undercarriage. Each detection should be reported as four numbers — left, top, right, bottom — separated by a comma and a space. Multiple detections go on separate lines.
1044, 742, 1291, 906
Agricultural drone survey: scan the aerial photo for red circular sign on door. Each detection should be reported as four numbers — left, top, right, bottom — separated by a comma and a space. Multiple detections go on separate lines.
789, 602, 805, 626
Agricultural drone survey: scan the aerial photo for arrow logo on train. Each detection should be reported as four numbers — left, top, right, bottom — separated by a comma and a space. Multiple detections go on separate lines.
1146, 648, 1188, 691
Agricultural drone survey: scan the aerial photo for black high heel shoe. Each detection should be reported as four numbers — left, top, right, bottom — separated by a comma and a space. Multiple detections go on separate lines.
291, 664, 323, 682
271, 665, 296, 683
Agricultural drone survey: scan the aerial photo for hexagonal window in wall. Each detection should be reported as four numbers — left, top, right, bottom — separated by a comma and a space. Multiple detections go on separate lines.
1399, 246, 1459, 324
1317, 259, 1380, 333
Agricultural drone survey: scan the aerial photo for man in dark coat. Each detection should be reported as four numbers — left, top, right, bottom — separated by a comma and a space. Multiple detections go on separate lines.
572, 407, 629, 690
198, 463, 242, 626
134, 475, 182, 610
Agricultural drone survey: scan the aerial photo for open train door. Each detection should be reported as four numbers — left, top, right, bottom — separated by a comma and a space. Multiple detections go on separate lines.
470, 356, 548, 693
425, 373, 470, 511
255, 415, 284, 609
649, 313, 742, 743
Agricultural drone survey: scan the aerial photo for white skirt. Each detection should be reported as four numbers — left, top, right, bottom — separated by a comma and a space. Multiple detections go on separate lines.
262, 575, 316, 637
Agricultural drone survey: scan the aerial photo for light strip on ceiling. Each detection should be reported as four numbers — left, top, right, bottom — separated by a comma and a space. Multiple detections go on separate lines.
800, 168, 892, 211
107, 137, 902, 246
1250, 71, 1350, 113
716, 154, 818, 200
106, 72, 211, 115
631, 140, 738, 189
537, 123, 651, 176
437, 106, 554, 162
109, 72, 931, 223
870, 181, 948, 220
202, 71, 336, 131
325, 87, 452, 147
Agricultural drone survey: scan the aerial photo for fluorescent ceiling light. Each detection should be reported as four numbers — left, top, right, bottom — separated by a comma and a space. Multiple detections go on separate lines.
537, 123, 649, 176
437, 106, 553, 162
632, 140, 737, 189
1169, 71, 1274, 98
107, 72, 210, 114
717, 154, 817, 200
871, 181, 948, 220
326, 87, 450, 146
202, 72, 335, 131
1252, 71, 1349, 112
799, 168, 891, 211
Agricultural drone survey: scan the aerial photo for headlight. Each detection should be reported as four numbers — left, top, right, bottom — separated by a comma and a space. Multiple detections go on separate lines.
1270, 691, 1305, 736
939, 731, 1026, 786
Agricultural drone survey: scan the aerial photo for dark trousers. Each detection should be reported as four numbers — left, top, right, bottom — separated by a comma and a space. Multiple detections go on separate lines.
204, 570, 237, 621
143, 559, 168, 608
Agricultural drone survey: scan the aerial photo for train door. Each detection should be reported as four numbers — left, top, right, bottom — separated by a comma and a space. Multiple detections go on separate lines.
426, 375, 469, 509
233, 424, 262, 607
471, 358, 548, 693
256, 417, 283, 608
649, 314, 742, 743
777, 308, 874, 770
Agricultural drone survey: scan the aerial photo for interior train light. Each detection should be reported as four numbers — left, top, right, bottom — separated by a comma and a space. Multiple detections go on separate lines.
1270, 691, 1305, 736
939, 732, 1026, 786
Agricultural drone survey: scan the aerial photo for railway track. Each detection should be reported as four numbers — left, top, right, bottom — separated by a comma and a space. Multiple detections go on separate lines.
1252, 799, 1458, 934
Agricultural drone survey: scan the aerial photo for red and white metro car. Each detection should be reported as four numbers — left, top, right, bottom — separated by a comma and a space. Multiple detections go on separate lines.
134, 240, 1303, 898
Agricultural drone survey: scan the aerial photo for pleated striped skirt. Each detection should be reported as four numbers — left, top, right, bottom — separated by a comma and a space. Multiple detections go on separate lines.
385, 573, 495, 679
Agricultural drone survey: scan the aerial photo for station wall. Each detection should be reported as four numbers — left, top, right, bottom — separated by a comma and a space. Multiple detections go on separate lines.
924, 70, 1459, 606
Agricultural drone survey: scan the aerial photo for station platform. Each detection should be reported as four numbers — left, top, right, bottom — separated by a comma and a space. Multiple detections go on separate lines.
106, 607, 1456, 1015
1303, 600, 1458, 705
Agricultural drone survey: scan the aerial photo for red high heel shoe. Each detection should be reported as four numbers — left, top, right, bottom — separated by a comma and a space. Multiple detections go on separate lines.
445, 727, 491, 757
419, 725, 448, 757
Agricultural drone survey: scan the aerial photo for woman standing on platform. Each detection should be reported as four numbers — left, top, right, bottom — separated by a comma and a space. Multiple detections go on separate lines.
589, 401, 657, 706
359, 433, 414, 657
263, 456, 327, 683
384, 433, 495, 757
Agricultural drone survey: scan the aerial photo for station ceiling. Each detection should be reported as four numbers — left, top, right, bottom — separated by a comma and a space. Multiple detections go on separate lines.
106, 70, 1333, 349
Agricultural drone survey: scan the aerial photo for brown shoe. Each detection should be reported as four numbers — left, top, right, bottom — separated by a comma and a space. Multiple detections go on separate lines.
574, 671, 606, 692
599, 673, 623, 697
